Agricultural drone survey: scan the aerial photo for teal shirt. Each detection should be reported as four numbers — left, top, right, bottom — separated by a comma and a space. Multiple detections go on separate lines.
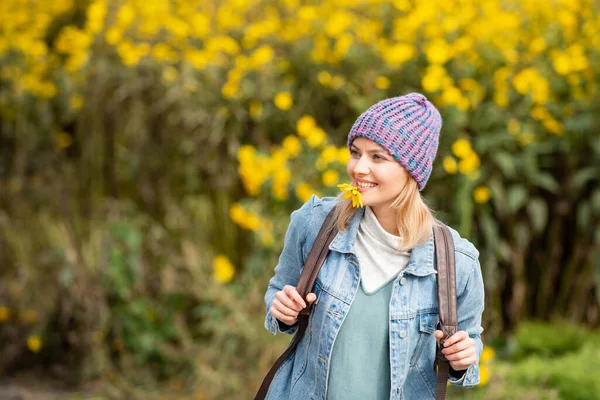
326, 277, 397, 400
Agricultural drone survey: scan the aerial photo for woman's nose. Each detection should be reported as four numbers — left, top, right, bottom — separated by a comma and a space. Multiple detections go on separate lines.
353, 156, 370, 175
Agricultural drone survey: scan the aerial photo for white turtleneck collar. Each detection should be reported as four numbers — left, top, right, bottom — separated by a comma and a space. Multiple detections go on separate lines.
354, 206, 412, 294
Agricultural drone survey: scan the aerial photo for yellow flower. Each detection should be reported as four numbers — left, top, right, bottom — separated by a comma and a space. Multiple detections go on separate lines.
212, 255, 235, 283
274, 92, 293, 110
337, 183, 363, 208
297, 115, 317, 137
27, 336, 42, 353
318, 70, 332, 87
473, 186, 491, 204
480, 346, 496, 362
282, 135, 301, 157
337, 147, 350, 164
0, 306, 10, 322
375, 76, 391, 90
458, 152, 481, 174
250, 45, 274, 67
543, 118, 564, 135
451, 139, 472, 158
479, 364, 491, 386
305, 128, 327, 148
322, 170, 339, 186
260, 232, 275, 247
249, 101, 262, 119
296, 182, 317, 202
442, 156, 457, 175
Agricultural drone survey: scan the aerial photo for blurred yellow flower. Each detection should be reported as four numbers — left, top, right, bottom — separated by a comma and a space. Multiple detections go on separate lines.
27, 336, 42, 353
451, 139, 472, 158
70, 94, 84, 110
479, 364, 491, 386
458, 152, 481, 174
375, 76, 391, 90
322, 170, 340, 186
305, 128, 327, 148
543, 118, 564, 135
382, 43, 415, 68
338, 183, 363, 208
250, 45, 274, 67
237, 145, 256, 163
480, 346, 496, 362
260, 232, 275, 247
318, 70, 332, 86
249, 101, 262, 119
473, 186, 491, 204
330, 75, 345, 90
0, 306, 10, 322
296, 182, 317, 202
337, 147, 350, 164
425, 38, 452, 64
274, 92, 293, 110
443, 156, 457, 174
508, 119, 520, 135
297, 115, 317, 137
212, 255, 235, 283
282, 135, 301, 157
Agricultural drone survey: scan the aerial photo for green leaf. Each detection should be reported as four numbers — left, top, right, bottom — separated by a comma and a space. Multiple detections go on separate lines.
533, 173, 560, 194
527, 198, 548, 233
489, 176, 507, 217
572, 167, 598, 194
591, 189, 600, 215
577, 202, 591, 230
513, 222, 530, 248
493, 151, 517, 178
508, 185, 528, 213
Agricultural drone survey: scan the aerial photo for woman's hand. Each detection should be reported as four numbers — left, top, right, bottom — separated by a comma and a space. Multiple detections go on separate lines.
270, 285, 317, 326
433, 330, 477, 371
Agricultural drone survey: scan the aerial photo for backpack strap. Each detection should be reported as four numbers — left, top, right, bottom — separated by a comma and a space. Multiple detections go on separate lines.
254, 206, 338, 400
433, 223, 458, 400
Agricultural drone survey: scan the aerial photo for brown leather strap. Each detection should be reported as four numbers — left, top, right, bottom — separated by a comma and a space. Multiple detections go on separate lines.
255, 207, 337, 400
433, 224, 458, 400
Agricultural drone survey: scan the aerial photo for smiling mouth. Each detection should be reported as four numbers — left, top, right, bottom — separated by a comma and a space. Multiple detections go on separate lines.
356, 182, 377, 191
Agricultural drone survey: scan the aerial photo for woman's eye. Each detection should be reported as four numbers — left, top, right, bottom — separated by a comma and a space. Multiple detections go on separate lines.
350, 149, 359, 156
373, 154, 384, 160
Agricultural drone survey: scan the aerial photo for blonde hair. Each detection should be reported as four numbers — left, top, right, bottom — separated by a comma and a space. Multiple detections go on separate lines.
333, 178, 437, 250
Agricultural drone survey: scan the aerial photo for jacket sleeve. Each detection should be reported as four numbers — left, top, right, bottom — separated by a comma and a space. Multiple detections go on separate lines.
448, 256, 485, 387
264, 196, 317, 335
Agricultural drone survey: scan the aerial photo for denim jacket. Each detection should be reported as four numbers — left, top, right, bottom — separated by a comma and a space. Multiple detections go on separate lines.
263, 195, 485, 399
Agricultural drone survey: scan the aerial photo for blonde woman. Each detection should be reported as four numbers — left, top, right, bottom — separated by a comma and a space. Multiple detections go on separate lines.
263, 93, 485, 399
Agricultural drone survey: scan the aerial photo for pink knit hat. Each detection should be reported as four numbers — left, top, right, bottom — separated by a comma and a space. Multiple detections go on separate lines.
347, 93, 442, 190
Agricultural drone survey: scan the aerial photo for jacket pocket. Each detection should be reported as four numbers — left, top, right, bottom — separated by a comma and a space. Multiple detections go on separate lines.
409, 312, 439, 367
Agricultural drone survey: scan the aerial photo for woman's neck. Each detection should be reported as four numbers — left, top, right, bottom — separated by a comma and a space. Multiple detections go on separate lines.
369, 205, 399, 236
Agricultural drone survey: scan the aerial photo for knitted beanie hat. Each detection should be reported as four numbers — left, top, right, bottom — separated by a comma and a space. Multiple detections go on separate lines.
347, 92, 442, 191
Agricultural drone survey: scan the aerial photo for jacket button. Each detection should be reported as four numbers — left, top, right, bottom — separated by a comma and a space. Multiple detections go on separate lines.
400, 277, 407, 285
399, 330, 407, 338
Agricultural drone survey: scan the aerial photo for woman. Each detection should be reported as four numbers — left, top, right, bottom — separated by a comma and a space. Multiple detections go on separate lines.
263, 93, 485, 399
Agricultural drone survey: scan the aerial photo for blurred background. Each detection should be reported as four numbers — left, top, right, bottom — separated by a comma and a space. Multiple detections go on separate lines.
0, 0, 599, 399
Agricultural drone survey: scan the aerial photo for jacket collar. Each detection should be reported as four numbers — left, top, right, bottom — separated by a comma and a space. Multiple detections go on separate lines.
329, 207, 436, 277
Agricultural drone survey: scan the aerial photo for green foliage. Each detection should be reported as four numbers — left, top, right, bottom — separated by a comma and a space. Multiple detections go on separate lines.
512, 321, 597, 360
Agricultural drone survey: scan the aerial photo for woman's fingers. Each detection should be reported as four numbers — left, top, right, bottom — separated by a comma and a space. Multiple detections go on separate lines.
270, 306, 297, 325
283, 285, 307, 308
272, 298, 298, 317
276, 289, 302, 311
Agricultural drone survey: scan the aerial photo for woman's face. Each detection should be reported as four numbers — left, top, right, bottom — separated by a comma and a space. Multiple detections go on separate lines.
346, 137, 410, 209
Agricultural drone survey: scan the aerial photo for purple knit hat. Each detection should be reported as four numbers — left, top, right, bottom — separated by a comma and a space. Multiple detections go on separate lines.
347, 92, 442, 191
